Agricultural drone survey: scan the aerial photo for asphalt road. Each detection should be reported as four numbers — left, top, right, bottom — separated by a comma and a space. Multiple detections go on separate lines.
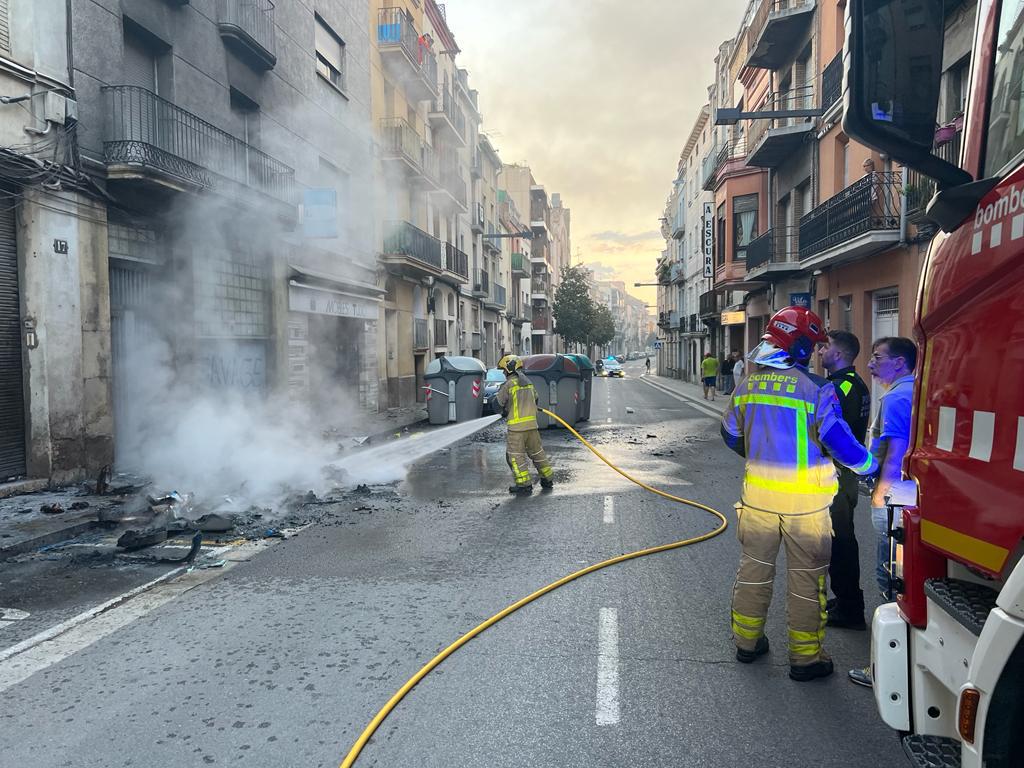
0, 362, 904, 767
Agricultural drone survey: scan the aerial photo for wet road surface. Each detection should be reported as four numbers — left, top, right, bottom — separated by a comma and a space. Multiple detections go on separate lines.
0, 363, 903, 767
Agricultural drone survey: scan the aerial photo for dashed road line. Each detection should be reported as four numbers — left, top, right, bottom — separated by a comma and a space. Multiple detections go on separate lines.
596, 607, 620, 725
603, 496, 614, 524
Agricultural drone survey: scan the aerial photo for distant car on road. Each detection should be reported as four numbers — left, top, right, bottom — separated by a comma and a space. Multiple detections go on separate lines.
615, 355, 626, 364
482, 368, 506, 413
604, 357, 625, 378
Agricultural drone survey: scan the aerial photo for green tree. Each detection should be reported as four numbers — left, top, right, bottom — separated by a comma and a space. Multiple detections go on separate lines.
589, 303, 616, 355
552, 264, 595, 349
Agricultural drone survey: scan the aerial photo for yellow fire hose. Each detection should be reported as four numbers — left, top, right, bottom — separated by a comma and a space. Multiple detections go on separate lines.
340, 407, 728, 768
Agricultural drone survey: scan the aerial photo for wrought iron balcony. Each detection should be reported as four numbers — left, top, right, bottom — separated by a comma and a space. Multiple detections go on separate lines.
746, 85, 817, 168
821, 52, 842, 113
511, 252, 528, 277
745, 226, 802, 277
429, 88, 466, 145
444, 242, 469, 280
906, 130, 962, 226
746, 0, 816, 70
491, 282, 507, 309
433, 149, 467, 211
701, 141, 721, 191
382, 220, 443, 275
102, 85, 294, 204
531, 272, 551, 297
376, 7, 438, 101
473, 269, 490, 298
799, 171, 903, 265
414, 318, 429, 349
699, 289, 720, 318
380, 118, 423, 172
217, 0, 276, 70
708, 135, 748, 188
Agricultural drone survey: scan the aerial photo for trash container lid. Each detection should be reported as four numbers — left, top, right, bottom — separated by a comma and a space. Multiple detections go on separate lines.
425, 356, 487, 376
564, 354, 594, 371
522, 354, 580, 377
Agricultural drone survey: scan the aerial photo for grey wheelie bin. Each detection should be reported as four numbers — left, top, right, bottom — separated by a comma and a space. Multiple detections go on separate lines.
564, 354, 595, 422
423, 356, 487, 424
521, 354, 581, 429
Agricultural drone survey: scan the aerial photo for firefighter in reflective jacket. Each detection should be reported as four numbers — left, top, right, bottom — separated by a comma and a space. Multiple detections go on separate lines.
721, 307, 878, 682
495, 355, 554, 495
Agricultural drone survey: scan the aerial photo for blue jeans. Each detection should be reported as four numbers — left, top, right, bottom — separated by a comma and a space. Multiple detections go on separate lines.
871, 506, 890, 597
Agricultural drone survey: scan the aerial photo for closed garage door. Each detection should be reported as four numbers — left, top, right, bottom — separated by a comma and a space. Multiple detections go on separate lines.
0, 200, 25, 480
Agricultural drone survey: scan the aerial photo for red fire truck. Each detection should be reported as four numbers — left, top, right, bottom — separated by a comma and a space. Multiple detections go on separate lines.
843, 1, 1024, 765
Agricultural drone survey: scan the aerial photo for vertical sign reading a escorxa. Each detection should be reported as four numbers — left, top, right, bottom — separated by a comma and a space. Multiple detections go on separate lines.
702, 202, 714, 278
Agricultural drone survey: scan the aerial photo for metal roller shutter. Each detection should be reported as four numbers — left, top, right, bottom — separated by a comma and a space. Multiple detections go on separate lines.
0, 198, 26, 480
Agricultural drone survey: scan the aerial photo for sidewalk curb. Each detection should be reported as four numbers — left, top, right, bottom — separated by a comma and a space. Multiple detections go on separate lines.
0, 519, 99, 562
641, 376, 727, 417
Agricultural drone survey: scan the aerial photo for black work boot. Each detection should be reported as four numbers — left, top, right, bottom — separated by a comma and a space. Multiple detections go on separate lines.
735, 636, 769, 664
789, 657, 835, 682
540, 478, 554, 489
509, 484, 533, 495
827, 604, 867, 631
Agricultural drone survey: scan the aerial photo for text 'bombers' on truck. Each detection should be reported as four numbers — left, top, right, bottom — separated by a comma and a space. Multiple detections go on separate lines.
843, 0, 1024, 766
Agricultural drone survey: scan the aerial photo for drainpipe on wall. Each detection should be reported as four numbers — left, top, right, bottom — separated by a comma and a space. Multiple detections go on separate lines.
899, 184, 908, 245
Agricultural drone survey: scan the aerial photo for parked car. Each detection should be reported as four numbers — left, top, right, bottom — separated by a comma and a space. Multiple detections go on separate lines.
615, 355, 626, 364
604, 357, 625, 378
482, 368, 506, 413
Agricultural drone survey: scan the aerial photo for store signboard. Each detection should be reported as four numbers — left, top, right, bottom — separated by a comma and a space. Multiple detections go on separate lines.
703, 202, 714, 278
721, 310, 746, 326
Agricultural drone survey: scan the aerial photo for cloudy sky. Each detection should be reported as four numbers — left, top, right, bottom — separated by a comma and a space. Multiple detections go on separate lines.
443, 0, 744, 306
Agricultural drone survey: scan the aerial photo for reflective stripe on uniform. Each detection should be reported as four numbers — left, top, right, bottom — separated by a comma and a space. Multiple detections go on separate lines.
734, 394, 815, 413
731, 610, 765, 639
507, 383, 538, 426
746, 474, 839, 495
839, 379, 854, 396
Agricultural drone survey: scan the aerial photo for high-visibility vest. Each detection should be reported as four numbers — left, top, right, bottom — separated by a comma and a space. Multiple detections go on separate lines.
498, 371, 539, 432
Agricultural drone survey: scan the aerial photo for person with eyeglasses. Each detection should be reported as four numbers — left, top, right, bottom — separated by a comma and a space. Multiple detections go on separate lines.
848, 335, 917, 688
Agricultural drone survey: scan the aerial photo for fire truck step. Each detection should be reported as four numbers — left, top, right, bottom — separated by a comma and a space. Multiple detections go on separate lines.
924, 578, 998, 637
901, 734, 961, 768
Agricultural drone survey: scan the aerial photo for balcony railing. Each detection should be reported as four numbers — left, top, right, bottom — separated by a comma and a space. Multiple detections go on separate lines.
102, 85, 295, 203
821, 52, 842, 112
377, 7, 418, 65
217, 0, 276, 69
906, 131, 962, 222
431, 88, 466, 142
747, 84, 816, 149
745, 226, 800, 270
701, 140, 721, 190
747, 0, 816, 70
511, 252, 528, 276
414, 318, 428, 349
383, 220, 443, 271
799, 171, 903, 260
492, 282, 507, 308
532, 273, 551, 295
710, 135, 748, 183
532, 309, 551, 331
444, 242, 468, 279
699, 289, 719, 317
434, 318, 448, 346
380, 117, 422, 167
474, 269, 490, 297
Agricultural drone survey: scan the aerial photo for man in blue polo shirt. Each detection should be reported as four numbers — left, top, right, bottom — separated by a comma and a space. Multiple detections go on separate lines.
849, 335, 917, 687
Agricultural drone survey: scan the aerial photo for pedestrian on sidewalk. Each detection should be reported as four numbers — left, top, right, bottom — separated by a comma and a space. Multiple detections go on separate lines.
848, 336, 917, 688
720, 352, 735, 394
818, 330, 871, 631
645, 356, 651, 374
700, 352, 719, 400
721, 307, 877, 682
495, 355, 554, 495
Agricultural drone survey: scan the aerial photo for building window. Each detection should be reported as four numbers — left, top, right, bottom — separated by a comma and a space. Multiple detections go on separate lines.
733, 194, 758, 261
315, 14, 345, 92
716, 203, 726, 268
841, 295, 853, 332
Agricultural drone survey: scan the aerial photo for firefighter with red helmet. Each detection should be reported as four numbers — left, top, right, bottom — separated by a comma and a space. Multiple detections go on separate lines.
721, 307, 878, 681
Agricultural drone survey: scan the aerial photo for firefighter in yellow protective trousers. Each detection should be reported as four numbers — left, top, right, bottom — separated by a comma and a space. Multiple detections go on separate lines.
721, 307, 877, 682
495, 355, 554, 495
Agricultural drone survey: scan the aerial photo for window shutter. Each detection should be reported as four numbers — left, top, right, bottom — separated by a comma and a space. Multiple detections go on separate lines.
0, 0, 11, 54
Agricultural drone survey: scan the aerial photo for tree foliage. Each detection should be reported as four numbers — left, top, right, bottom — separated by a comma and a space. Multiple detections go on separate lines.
589, 303, 616, 347
552, 265, 594, 348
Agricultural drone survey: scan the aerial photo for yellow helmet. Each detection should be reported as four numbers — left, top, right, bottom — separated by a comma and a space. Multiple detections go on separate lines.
498, 354, 522, 374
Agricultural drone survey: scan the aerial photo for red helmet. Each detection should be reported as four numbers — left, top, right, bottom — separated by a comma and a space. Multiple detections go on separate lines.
750, 306, 827, 369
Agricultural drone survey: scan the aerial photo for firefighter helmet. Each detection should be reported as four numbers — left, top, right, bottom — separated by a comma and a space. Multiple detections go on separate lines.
748, 306, 828, 369
498, 354, 522, 374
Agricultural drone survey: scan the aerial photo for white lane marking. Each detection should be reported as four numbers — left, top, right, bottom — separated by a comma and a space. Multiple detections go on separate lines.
603, 496, 614, 524
936, 406, 956, 452
0, 608, 29, 621
638, 378, 723, 419
0, 538, 280, 693
969, 411, 995, 462
596, 607, 620, 726
606, 417, 612, 424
